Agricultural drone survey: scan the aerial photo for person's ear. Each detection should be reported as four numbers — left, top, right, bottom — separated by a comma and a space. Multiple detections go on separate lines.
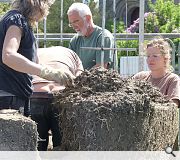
85, 15, 91, 22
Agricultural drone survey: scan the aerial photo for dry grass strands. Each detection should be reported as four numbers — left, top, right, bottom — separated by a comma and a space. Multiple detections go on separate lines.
0, 110, 38, 151
54, 68, 179, 151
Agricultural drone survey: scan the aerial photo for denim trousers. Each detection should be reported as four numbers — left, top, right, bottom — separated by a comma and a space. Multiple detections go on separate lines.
30, 97, 62, 151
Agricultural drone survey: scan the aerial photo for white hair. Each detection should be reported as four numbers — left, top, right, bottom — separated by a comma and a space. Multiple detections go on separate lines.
67, 3, 92, 18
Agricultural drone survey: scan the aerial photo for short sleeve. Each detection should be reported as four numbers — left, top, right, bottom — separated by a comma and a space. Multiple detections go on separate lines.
96, 30, 114, 64
167, 75, 180, 102
4, 11, 27, 32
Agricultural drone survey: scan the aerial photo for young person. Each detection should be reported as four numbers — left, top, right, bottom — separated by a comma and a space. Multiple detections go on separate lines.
133, 37, 180, 107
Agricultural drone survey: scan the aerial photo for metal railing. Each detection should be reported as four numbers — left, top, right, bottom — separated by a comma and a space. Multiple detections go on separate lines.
35, 33, 180, 41
35, 32, 180, 75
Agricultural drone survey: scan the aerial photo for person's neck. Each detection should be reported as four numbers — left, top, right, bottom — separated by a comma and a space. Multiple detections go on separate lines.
150, 70, 167, 79
85, 24, 95, 37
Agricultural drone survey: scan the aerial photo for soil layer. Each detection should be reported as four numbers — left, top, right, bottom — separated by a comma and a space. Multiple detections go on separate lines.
0, 110, 38, 151
54, 68, 179, 151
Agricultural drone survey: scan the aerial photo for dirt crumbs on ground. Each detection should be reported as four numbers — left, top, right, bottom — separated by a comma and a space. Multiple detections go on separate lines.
54, 67, 179, 151
0, 110, 38, 151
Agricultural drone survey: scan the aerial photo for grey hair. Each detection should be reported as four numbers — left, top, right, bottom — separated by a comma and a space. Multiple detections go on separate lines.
67, 2, 92, 18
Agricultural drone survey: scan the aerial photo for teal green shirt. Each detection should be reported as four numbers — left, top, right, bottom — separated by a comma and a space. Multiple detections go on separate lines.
69, 25, 114, 70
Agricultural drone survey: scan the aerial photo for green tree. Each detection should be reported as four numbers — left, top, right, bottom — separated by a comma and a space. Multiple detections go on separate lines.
115, 0, 179, 65
38, 0, 100, 47
0, 2, 10, 17
0, 1, 100, 47
148, 0, 180, 33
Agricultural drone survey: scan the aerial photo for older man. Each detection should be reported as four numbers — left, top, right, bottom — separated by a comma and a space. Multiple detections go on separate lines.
30, 46, 83, 151
67, 2, 115, 70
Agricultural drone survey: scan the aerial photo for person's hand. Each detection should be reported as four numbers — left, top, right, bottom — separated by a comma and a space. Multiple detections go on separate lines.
39, 66, 75, 86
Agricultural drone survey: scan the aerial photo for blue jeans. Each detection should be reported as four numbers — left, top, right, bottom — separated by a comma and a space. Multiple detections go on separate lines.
30, 96, 62, 151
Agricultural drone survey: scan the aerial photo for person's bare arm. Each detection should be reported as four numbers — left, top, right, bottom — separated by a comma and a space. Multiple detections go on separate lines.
2, 25, 42, 75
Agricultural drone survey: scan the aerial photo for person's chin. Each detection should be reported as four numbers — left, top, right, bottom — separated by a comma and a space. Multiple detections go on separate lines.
148, 65, 155, 69
149, 67, 157, 71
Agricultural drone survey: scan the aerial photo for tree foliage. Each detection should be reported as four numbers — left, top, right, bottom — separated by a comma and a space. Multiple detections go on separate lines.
38, 0, 100, 47
115, 0, 179, 63
0, 0, 100, 47
148, 0, 179, 33
126, 0, 179, 33
0, 2, 10, 18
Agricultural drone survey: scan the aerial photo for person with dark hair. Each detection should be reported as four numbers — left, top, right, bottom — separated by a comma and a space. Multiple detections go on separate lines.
67, 2, 114, 70
30, 46, 83, 151
0, 0, 75, 116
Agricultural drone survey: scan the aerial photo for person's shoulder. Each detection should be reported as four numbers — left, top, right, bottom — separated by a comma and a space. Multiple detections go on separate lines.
54, 46, 77, 54
104, 29, 114, 39
2, 10, 20, 20
39, 46, 73, 52
167, 72, 180, 81
41, 46, 78, 56
8, 10, 24, 19
3, 10, 27, 28
95, 25, 113, 35
94, 25, 114, 41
